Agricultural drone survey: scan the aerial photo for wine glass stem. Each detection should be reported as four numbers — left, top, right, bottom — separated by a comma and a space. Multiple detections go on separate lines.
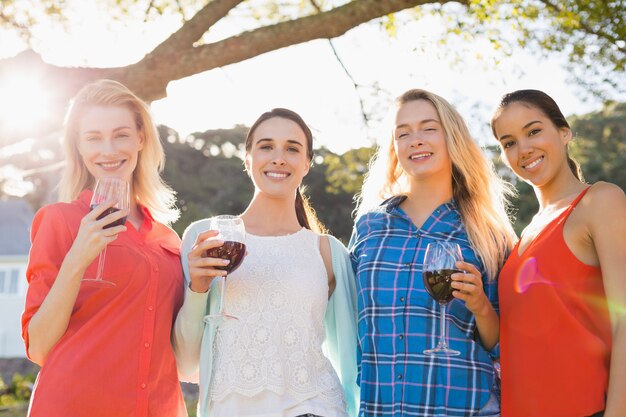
95, 245, 108, 281
439, 303, 448, 349
218, 275, 227, 315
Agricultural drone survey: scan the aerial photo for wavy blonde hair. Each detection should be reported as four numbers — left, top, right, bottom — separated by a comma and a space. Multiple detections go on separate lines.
59, 79, 179, 224
356, 89, 516, 280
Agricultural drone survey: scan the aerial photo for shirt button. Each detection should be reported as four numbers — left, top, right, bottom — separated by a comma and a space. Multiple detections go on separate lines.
397, 374, 403, 380
400, 297, 405, 302
398, 334, 404, 340
147, 306, 154, 311
403, 263, 411, 268
144, 342, 150, 348
153, 266, 159, 272
140, 383, 147, 389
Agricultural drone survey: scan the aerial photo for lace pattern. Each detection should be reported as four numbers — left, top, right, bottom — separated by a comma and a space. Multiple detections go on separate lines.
209, 229, 345, 408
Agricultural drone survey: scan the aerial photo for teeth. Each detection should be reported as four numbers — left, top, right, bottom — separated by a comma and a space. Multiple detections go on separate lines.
266, 172, 289, 178
524, 156, 543, 169
99, 161, 123, 168
410, 153, 432, 160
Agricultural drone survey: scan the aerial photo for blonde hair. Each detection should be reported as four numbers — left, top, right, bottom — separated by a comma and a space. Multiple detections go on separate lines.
356, 89, 516, 280
59, 79, 179, 224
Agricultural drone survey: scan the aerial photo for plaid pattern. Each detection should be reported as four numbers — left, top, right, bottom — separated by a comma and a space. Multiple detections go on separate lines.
349, 196, 498, 417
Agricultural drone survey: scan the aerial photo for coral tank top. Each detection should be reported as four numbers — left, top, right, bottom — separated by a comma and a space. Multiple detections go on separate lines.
499, 187, 611, 417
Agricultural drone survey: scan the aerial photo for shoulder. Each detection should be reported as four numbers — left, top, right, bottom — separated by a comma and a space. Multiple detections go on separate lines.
153, 221, 182, 246
32, 201, 81, 233
181, 218, 212, 242
579, 182, 626, 232
580, 182, 626, 215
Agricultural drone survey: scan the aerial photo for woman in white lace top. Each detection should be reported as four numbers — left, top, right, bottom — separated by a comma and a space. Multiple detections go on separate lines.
173, 108, 359, 417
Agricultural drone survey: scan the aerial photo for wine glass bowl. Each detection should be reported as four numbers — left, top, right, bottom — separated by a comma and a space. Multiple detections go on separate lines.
422, 241, 463, 356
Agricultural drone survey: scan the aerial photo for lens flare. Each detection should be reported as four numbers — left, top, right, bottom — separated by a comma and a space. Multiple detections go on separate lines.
514, 257, 555, 293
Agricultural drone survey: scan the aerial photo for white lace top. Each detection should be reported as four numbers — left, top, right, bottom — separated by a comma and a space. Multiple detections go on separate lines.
208, 228, 347, 417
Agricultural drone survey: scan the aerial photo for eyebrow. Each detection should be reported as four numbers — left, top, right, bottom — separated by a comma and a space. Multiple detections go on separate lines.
395, 119, 440, 129
80, 126, 133, 135
255, 138, 304, 147
498, 120, 542, 141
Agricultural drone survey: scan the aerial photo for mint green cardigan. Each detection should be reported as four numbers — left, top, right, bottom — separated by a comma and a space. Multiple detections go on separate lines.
172, 220, 360, 417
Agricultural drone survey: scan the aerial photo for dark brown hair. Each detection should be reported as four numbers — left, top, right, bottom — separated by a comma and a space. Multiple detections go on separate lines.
245, 108, 326, 234
491, 89, 584, 181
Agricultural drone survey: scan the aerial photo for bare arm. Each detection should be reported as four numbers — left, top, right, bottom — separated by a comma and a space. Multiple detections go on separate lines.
27, 202, 127, 365
319, 235, 336, 298
588, 183, 626, 417
452, 261, 499, 350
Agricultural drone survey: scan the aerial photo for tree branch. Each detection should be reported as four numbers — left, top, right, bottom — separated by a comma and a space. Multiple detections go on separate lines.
538, 0, 626, 55
150, 0, 244, 57
169, 0, 463, 82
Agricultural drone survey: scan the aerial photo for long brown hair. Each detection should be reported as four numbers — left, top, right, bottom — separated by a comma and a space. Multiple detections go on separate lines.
59, 79, 179, 224
245, 108, 326, 234
357, 89, 517, 280
491, 89, 584, 182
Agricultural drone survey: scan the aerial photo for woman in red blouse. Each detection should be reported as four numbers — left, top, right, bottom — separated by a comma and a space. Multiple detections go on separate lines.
492, 89, 626, 417
21, 80, 187, 417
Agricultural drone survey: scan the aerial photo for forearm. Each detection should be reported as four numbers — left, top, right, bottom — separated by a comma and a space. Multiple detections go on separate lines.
474, 303, 499, 351
172, 287, 208, 379
27, 249, 86, 364
604, 319, 626, 417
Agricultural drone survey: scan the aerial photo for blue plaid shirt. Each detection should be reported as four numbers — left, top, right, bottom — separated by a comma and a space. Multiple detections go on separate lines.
349, 196, 498, 417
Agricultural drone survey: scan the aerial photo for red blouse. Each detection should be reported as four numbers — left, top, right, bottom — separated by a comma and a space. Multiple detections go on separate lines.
22, 190, 187, 417
499, 187, 611, 417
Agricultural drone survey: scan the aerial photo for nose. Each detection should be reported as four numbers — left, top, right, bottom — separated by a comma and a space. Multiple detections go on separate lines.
408, 132, 424, 148
101, 138, 117, 156
271, 150, 287, 165
517, 138, 534, 158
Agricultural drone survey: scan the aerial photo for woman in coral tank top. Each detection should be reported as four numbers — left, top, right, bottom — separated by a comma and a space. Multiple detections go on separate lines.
491, 89, 626, 417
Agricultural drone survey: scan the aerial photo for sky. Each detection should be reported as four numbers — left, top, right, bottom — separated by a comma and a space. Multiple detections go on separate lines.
0, 1, 615, 155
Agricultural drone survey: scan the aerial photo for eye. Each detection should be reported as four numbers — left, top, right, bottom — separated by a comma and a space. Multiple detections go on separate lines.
424, 128, 437, 132
501, 140, 515, 149
287, 146, 300, 153
259, 144, 272, 150
396, 132, 409, 139
528, 128, 541, 137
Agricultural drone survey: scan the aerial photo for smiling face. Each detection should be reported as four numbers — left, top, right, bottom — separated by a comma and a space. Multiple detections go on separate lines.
245, 116, 311, 198
493, 101, 572, 187
393, 99, 452, 182
77, 105, 144, 184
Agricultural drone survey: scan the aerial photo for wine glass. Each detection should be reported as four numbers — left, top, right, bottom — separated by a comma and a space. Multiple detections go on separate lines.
203, 215, 246, 325
82, 177, 130, 287
422, 240, 463, 356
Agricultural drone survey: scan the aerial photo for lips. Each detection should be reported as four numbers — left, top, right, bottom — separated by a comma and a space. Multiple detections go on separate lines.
522, 156, 544, 170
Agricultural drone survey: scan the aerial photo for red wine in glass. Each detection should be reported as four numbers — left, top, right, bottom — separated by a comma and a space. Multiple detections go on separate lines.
423, 268, 463, 304
90, 206, 128, 229
203, 241, 246, 274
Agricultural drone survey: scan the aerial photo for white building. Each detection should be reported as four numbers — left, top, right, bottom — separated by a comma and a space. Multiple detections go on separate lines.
0, 199, 34, 358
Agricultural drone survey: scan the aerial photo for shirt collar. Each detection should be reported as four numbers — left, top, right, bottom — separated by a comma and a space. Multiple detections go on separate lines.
382, 194, 458, 215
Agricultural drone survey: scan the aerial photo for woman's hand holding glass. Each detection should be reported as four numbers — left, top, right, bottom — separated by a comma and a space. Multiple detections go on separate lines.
187, 230, 229, 294
71, 200, 128, 274
451, 261, 490, 317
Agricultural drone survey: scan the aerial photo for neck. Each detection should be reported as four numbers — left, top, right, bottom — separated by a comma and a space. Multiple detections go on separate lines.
402, 174, 453, 225
533, 166, 586, 211
241, 191, 302, 235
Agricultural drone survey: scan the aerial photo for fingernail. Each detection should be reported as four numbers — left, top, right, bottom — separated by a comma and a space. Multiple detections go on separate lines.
221, 259, 230, 264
